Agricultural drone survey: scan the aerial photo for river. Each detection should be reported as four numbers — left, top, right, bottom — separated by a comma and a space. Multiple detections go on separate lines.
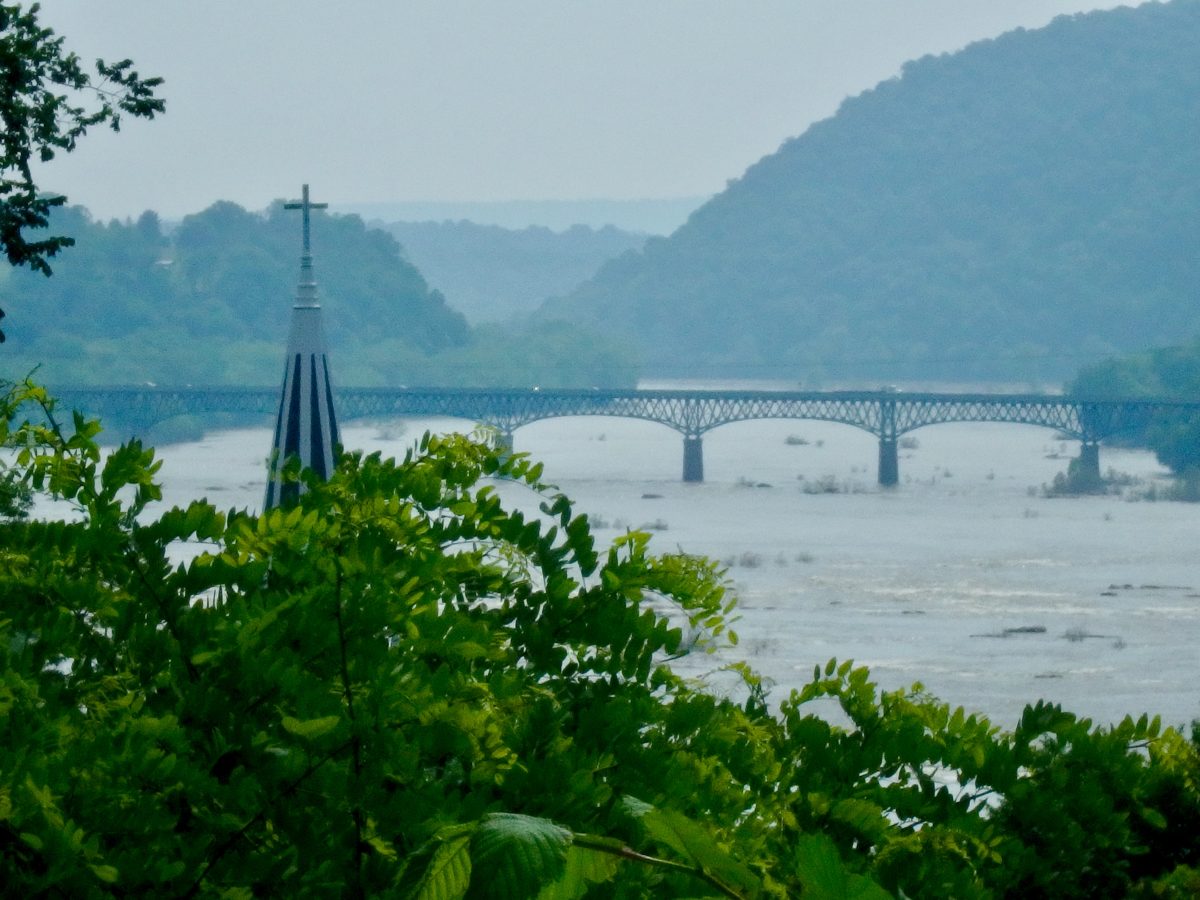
125, 406, 1200, 732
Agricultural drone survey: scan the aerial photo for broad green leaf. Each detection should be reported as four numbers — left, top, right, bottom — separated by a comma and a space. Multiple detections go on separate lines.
830, 798, 890, 844
409, 834, 472, 900
536, 844, 621, 900
467, 813, 571, 900
24, 776, 53, 811
89, 863, 120, 883
20, 832, 43, 851
280, 715, 340, 740
1140, 807, 1168, 830
792, 834, 891, 900
620, 797, 759, 896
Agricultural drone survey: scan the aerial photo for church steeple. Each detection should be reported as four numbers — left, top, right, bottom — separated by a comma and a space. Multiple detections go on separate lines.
264, 184, 340, 510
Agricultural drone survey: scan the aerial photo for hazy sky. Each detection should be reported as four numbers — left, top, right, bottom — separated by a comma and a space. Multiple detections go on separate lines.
34, 1, 1145, 221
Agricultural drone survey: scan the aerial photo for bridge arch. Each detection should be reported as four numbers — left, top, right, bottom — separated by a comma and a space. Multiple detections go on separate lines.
52, 386, 1198, 488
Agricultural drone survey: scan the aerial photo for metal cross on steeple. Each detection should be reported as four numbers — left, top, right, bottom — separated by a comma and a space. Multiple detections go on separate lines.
282, 183, 329, 310
284, 183, 328, 257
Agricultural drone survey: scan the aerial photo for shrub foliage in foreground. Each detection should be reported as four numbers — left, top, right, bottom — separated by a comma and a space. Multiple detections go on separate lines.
2, 379, 1200, 898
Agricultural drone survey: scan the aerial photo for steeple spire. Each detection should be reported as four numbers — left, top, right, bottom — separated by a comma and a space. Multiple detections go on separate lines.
264, 184, 340, 510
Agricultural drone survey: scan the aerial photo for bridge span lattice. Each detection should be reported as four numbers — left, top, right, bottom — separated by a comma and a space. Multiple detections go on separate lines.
51, 386, 1200, 486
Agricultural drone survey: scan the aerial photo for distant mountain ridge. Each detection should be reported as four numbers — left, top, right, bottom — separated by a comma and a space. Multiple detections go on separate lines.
336, 197, 706, 235
0, 203, 640, 390
384, 220, 647, 324
540, 0, 1200, 386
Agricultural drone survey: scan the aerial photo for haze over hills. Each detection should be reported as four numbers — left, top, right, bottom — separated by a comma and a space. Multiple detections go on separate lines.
540, 0, 1200, 386
9, 1, 1195, 396
383, 221, 647, 324
337, 198, 705, 235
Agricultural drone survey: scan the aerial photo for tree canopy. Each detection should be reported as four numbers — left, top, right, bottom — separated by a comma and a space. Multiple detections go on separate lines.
0, 201, 470, 383
3, 378, 1200, 897
1071, 337, 1200, 477
0, 201, 641, 391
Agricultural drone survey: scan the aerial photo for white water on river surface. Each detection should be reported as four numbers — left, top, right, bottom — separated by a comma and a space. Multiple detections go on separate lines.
121, 413, 1200, 729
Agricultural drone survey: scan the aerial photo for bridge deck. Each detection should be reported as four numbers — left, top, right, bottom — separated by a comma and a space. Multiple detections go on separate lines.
52, 386, 1200, 440
48, 386, 1200, 486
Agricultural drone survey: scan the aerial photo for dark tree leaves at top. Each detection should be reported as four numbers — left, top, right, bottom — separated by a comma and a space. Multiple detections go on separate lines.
0, 2, 164, 339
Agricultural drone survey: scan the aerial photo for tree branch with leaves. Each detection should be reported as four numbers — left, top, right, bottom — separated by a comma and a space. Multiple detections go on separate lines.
0, 2, 163, 339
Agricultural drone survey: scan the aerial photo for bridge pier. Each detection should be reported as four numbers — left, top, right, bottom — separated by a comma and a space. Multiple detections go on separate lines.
683, 435, 704, 483
1077, 440, 1101, 482
878, 437, 899, 487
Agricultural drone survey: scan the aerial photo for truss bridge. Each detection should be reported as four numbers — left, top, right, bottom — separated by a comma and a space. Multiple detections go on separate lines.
51, 386, 1200, 486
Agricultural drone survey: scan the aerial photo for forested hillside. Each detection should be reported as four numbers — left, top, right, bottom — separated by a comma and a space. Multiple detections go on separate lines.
385, 220, 646, 323
541, 0, 1200, 385
0, 203, 639, 388
1071, 337, 1200, 475
0, 202, 466, 385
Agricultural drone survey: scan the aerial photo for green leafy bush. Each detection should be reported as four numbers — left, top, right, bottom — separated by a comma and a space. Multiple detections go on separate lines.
2, 379, 1199, 897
